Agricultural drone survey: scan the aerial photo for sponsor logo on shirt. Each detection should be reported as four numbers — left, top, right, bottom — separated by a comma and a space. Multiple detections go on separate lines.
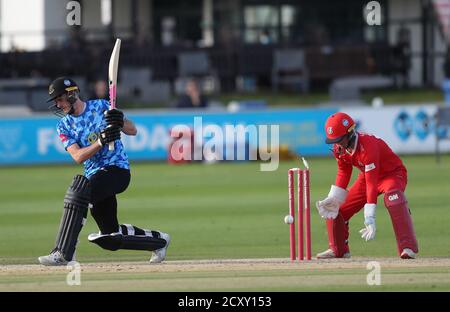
365, 163, 376, 172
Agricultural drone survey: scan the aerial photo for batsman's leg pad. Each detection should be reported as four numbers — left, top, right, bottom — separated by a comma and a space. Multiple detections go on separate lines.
384, 190, 419, 255
88, 224, 166, 251
326, 213, 350, 257
55, 175, 91, 261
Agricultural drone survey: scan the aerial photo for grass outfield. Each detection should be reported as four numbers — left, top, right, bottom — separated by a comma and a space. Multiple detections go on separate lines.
0, 154, 449, 291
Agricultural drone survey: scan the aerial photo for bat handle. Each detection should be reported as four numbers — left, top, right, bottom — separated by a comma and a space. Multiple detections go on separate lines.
108, 97, 116, 151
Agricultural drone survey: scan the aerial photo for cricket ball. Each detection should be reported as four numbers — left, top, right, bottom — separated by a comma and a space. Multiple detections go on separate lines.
284, 215, 294, 224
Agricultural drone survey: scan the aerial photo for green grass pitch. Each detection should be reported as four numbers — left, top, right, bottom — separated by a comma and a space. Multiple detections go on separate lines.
0, 154, 449, 291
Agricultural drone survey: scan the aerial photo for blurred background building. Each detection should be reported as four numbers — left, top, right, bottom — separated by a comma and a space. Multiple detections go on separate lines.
1, 0, 449, 166
0, 0, 448, 110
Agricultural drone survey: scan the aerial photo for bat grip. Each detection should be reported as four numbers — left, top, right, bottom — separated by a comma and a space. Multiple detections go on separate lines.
108, 83, 117, 151
107, 105, 115, 151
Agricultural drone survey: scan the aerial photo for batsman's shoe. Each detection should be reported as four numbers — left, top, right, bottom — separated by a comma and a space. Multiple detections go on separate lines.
38, 249, 69, 266
150, 232, 171, 264
316, 248, 351, 259
400, 248, 416, 259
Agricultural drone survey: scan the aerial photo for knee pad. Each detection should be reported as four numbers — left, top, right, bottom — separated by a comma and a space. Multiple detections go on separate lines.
384, 189, 407, 208
384, 190, 418, 254
55, 175, 91, 261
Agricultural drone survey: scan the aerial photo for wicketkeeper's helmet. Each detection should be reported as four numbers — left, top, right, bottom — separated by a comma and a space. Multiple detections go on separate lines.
324, 112, 356, 144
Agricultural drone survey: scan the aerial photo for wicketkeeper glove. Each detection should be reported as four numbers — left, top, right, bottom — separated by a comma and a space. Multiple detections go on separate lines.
98, 125, 121, 147
359, 203, 377, 241
105, 109, 124, 128
316, 185, 348, 219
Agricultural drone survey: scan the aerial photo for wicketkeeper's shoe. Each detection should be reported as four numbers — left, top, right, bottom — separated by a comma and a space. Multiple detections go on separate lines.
38, 249, 69, 266
400, 248, 416, 259
316, 248, 351, 259
149, 232, 171, 264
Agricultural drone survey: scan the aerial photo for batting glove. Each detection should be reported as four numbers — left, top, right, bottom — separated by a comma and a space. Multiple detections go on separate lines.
98, 125, 121, 146
105, 109, 124, 128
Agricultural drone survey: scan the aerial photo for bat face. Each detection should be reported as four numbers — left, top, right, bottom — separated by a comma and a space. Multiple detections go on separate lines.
107, 38, 121, 151
108, 39, 121, 110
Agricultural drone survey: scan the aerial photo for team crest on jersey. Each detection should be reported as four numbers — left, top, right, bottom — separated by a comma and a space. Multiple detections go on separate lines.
327, 127, 333, 134
88, 132, 99, 144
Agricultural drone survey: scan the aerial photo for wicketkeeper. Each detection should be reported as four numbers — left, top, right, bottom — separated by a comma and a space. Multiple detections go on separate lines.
38, 77, 170, 266
316, 112, 418, 259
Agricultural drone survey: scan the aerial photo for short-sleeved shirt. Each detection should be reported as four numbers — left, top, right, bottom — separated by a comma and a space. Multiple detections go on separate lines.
332, 132, 407, 204
56, 99, 129, 178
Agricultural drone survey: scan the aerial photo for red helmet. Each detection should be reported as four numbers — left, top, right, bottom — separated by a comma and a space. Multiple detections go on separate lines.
324, 112, 356, 144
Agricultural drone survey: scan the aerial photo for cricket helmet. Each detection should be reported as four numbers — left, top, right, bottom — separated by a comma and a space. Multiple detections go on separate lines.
46, 77, 79, 102
324, 112, 356, 144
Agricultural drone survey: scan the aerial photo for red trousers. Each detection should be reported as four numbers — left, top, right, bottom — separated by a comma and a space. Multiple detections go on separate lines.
340, 171, 406, 221
326, 169, 418, 256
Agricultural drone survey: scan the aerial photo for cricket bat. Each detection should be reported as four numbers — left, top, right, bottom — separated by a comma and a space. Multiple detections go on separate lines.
108, 38, 121, 151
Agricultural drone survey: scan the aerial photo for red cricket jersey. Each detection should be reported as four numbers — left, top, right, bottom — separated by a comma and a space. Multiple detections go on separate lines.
332, 132, 407, 204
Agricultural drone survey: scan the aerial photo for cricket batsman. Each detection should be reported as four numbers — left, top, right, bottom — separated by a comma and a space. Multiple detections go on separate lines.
38, 77, 170, 265
316, 112, 418, 259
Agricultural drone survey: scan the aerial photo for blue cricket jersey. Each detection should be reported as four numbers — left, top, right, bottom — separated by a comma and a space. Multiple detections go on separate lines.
56, 99, 130, 178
